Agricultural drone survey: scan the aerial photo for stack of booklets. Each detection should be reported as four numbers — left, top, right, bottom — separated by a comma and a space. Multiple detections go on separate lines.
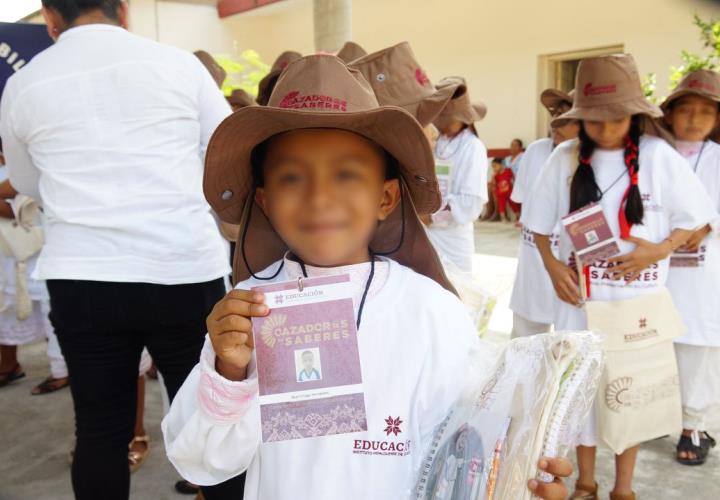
415, 331, 603, 500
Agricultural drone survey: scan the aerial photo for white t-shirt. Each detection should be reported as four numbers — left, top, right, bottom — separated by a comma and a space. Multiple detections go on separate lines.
427, 128, 488, 273
509, 138, 558, 323
667, 140, 720, 347
525, 136, 715, 331
0, 24, 231, 284
163, 258, 484, 499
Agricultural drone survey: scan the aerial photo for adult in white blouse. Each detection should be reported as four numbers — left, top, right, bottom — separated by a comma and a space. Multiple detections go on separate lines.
428, 79, 488, 273
0, 2, 235, 499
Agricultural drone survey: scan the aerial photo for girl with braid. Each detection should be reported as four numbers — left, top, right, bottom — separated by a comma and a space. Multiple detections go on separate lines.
525, 55, 715, 500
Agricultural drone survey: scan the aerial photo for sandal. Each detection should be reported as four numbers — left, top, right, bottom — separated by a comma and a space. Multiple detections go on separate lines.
0, 363, 25, 387
128, 435, 150, 473
31, 376, 69, 395
676, 431, 716, 466
609, 491, 636, 500
175, 480, 200, 495
571, 481, 599, 500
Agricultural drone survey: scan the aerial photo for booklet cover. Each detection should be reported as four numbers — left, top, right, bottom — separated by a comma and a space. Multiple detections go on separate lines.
562, 203, 620, 265
669, 247, 701, 268
251, 274, 367, 443
435, 161, 453, 201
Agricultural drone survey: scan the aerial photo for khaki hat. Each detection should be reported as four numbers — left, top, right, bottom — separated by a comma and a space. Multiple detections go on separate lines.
660, 69, 720, 142
661, 69, 720, 110
228, 88, 255, 109
432, 76, 485, 129
204, 54, 454, 291
256, 51, 303, 106
194, 50, 226, 89
541, 88, 574, 116
336, 41, 367, 63
349, 42, 465, 127
551, 54, 667, 139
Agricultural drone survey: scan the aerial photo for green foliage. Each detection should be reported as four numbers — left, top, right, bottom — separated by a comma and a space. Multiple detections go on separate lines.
668, 15, 720, 90
214, 50, 270, 98
641, 72, 658, 104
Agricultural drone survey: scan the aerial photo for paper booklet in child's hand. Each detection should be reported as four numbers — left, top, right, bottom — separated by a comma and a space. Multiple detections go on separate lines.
562, 202, 620, 265
251, 274, 367, 443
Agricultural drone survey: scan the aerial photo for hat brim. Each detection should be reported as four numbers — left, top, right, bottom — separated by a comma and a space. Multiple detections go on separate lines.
204, 105, 441, 224
551, 97, 663, 128
540, 89, 573, 114
660, 88, 720, 112
232, 182, 457, 295
402, 81, 465, 127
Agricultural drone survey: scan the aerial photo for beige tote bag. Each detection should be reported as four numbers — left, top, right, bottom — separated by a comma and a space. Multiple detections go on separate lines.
0, 195, 44, 320
584, 288, 684, 454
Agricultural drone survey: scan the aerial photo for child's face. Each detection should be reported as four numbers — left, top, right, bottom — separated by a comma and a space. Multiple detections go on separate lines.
551, 120, 580, 145
302, 352, 314, 370
492, 161, 503, 174
256, 129, 401, 267
665, 95, 720, 142
583, 116, 632, 149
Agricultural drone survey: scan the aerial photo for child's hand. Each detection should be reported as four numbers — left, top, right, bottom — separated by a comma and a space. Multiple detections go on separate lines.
206, 289, 269, 381
681, 224, 711, 252
527, 457, 572, 499
546, 258, 581, 306
608, 236, 670, 282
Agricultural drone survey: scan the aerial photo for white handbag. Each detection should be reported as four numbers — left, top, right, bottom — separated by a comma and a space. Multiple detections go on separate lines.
584, 288, 684, 454
0, 195, 44, 320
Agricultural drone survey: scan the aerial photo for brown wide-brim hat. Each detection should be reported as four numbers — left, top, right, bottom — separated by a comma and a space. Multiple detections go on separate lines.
194, 50, 226, 89
659, 69, 720, 142
228, 88, 256, 109
204, 54, 454, 292
433, 76, 485, 129
336, 41, 367, 63
256, 51, 303, 106
349, 42, 465, 127
551, 54, 669, 139
541, 88, 574, 115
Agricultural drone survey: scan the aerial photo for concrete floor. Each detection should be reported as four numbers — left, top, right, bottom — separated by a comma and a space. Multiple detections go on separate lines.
1, 221, 718, 499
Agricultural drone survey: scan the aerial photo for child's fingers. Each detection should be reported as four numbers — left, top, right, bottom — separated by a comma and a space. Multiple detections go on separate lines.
213, 315, 253, 336
538, 457, 573, 477
225, 289, 266, 304
528, 478, 566, 500
214, 331, 250, 346
211, 298, 269, 321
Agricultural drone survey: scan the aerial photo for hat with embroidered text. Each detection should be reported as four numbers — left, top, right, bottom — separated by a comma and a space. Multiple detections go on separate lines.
204, 54, 454, 291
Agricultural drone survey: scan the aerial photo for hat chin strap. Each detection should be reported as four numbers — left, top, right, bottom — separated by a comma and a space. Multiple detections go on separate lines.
239, 185, 407, 281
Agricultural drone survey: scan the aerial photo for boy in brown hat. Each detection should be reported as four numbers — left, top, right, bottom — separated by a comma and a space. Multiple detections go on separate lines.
509, 88, 579, 339
525, 54, 715, 500
662, 69, 720, 466
162, 54, 571, 500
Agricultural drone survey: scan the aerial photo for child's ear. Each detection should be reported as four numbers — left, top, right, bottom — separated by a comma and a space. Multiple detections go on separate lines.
255, 187, 269, 215
663, 111, 673, 128
378, 179, 401, 221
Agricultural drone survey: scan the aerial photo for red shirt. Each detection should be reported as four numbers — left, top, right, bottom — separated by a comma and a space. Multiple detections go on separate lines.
494, 169, 514, 196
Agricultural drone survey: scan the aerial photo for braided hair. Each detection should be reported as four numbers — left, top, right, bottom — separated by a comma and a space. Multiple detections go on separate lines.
569, 115, 644, 225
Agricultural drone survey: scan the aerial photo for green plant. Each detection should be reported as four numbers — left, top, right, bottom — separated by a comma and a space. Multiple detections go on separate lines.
641, 72, 658, 104
668, 15, 720, 89
214, 49, 270, 98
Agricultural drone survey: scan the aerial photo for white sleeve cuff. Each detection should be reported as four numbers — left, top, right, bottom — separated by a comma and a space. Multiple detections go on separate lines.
197, 337, 258, 424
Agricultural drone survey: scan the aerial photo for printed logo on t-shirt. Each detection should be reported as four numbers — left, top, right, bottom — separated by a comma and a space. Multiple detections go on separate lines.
352, 416, 412, 457
568, 255, 661, 288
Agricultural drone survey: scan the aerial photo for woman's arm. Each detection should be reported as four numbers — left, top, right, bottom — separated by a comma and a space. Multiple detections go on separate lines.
0, 199, 14, 219
0, 180, 18, 200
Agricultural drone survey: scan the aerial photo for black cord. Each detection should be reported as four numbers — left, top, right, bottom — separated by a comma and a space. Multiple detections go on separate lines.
355, 252, 375, 330
693, 140, 708, 173
240, 198, 284, 280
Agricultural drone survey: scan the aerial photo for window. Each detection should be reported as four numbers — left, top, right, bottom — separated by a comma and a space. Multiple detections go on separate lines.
537, 45, 624, 137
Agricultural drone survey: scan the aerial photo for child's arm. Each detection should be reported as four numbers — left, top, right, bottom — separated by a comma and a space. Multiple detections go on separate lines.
607, 230, 692, 282
0, 199, 13, 219
0, 179, 18, 200
162, 289, 269, 486
535, 233, 581, 306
